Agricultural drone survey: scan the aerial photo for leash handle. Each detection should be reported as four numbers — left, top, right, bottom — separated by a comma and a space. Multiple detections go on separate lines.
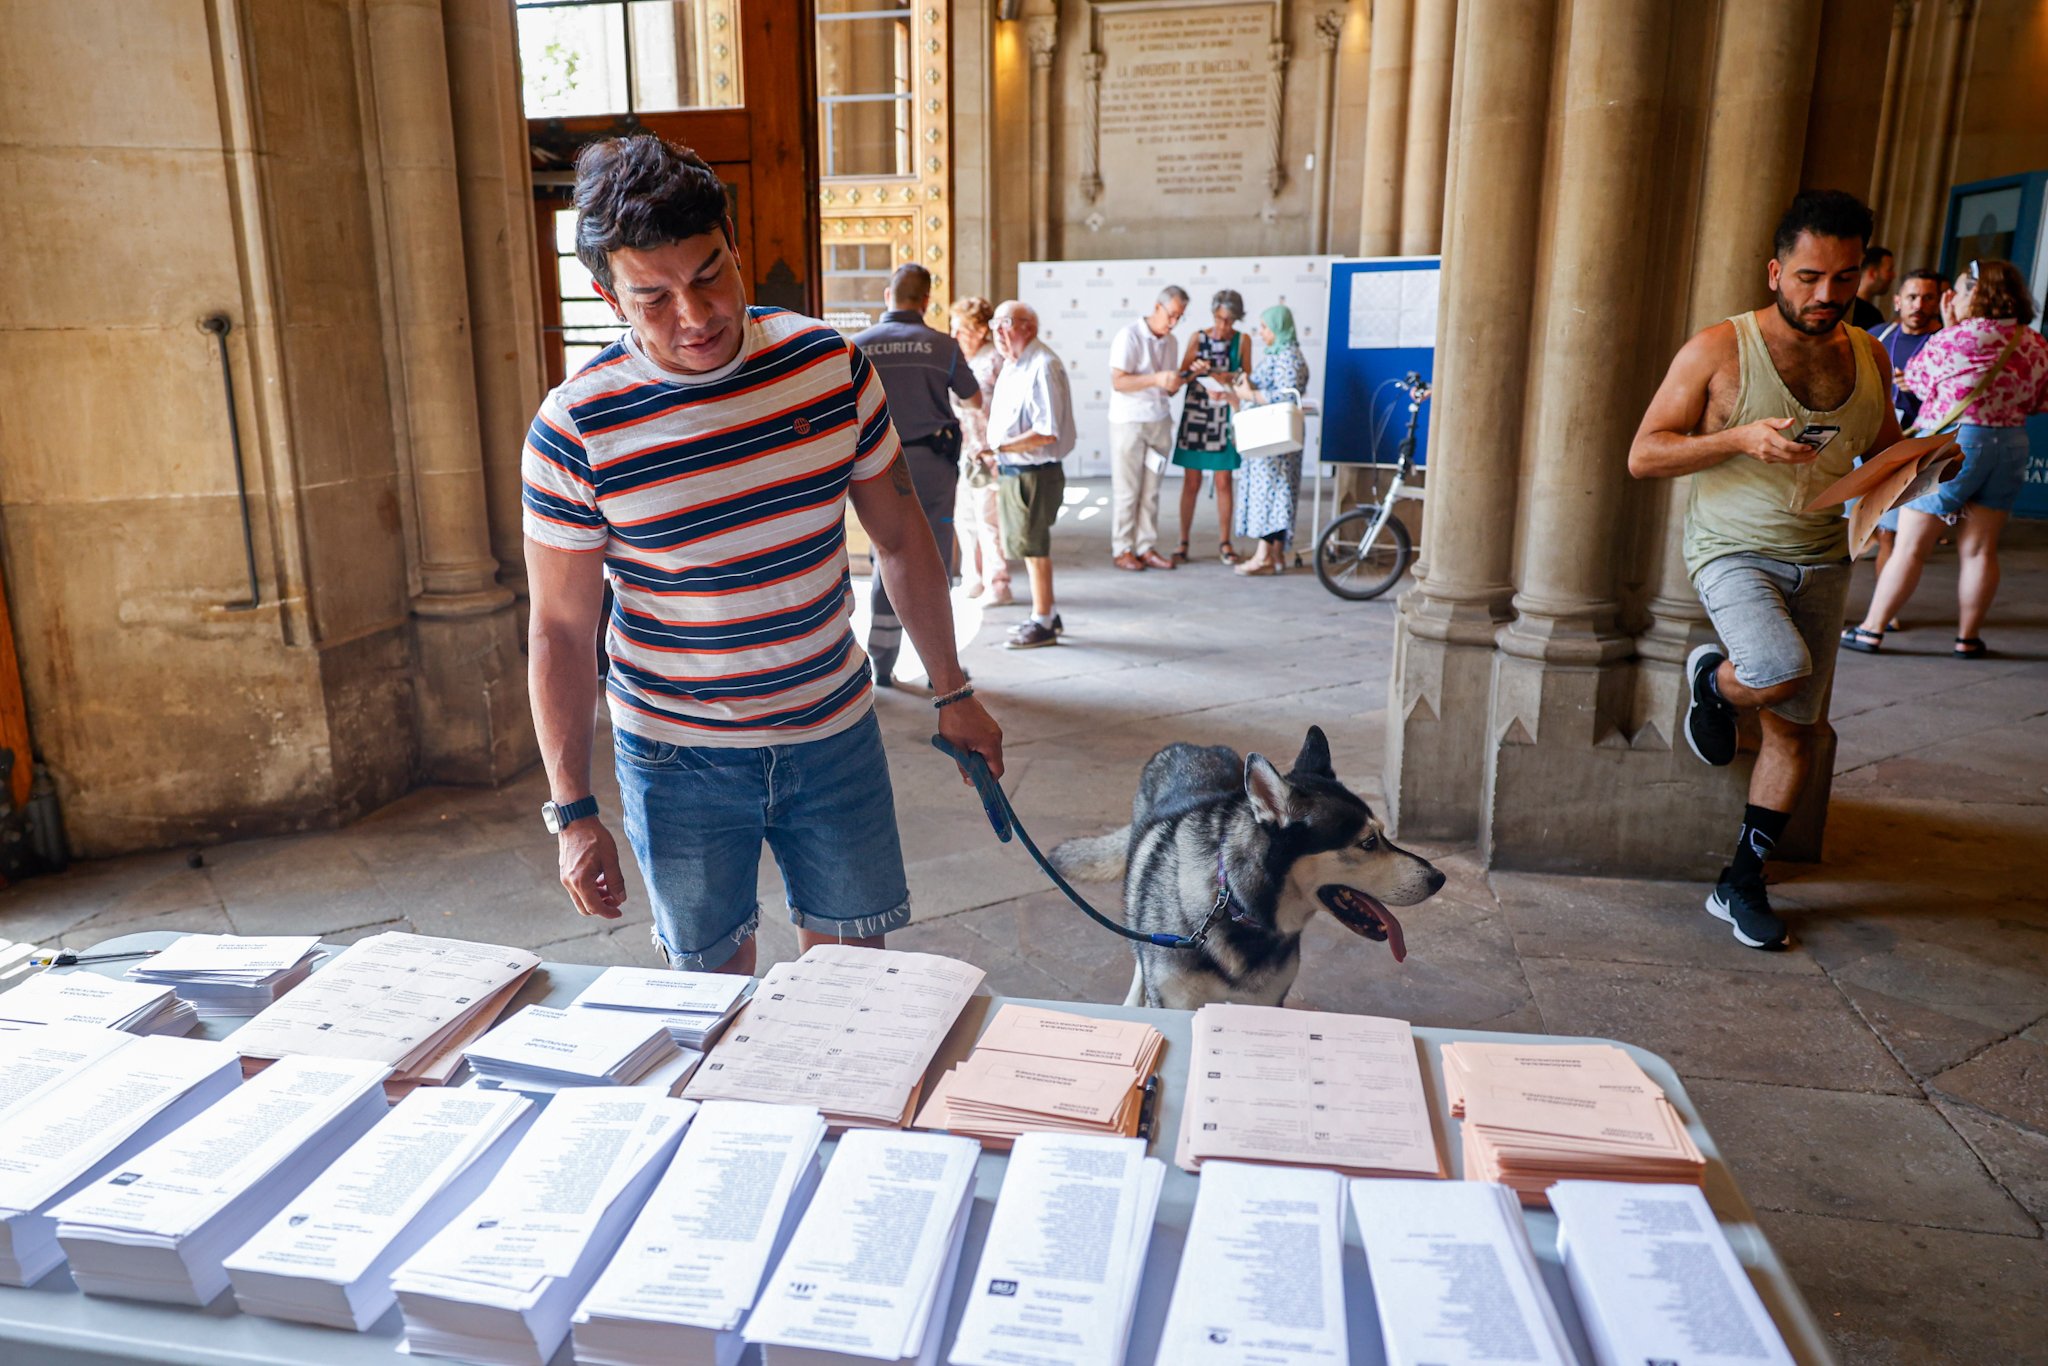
930, 735, 1201, 950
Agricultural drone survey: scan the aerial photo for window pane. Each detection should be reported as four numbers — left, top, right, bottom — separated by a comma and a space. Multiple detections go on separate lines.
627, 0, 744, 110
562, 299, 620, 329
818, 14, 911, 177
554, 208, 579, 256
564, 345, 606, 374
558, 253, 599, 300
518, 4, 630, 117
818, 0, 908, 12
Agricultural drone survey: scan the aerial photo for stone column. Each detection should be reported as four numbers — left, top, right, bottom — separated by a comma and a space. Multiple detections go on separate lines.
365, 0, 533, 783
1397, 0, 1457, 255
1308, 11, 1345, 254
1026, 15, 1058, 262
1868, 0, 1915, 212
443, 0, 545, 604
1479, 0, 1671, 869
1382, 0, 1555, 841
1637, 0, 1825, 859
1900, 0, 1976, 271
1357, 0, 1411, 257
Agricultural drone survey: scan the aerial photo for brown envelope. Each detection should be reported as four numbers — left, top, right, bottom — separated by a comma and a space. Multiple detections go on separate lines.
1802, 434, 1961, 558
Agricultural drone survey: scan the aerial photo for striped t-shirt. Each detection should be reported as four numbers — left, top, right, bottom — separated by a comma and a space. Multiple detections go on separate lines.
522, 307, 902, 746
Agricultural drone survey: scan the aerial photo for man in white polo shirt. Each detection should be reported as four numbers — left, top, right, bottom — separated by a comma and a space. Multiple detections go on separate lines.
521, 135, 1003, 974
987, 301, 1076, 649
1106, 286, 1189, 571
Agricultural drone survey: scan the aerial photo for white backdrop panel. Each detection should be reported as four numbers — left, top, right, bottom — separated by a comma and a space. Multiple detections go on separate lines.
1018, 256, 1335, 477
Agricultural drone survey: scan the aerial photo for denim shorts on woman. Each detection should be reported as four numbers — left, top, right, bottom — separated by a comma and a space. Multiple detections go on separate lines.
614, 706, 911, 970
1907, 423, 2031, 521
1691, 553, 1852, 727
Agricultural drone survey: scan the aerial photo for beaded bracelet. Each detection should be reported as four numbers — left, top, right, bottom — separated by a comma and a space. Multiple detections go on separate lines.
932, 682, 977, 710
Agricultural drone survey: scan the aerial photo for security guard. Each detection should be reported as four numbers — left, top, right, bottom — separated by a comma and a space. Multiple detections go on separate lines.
852, 265, 982, 685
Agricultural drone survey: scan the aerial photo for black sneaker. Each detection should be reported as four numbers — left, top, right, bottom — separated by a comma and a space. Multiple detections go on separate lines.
1706, 872, 1787, 949
1006, 619, 1059, 649
1684, 643, 1737, 767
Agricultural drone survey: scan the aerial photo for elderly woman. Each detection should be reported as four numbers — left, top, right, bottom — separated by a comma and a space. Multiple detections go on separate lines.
1229, 305, 1311, 576
949, 295, 1013, 605
1172, 289, 1252, 563
1845, 258, 2048, 658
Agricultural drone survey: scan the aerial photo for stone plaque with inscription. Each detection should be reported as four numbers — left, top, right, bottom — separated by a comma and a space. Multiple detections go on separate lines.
1097, 4, 1272, 220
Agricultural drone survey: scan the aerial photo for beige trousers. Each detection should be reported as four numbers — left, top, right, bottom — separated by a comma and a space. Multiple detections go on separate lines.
1109, 418, 1173, 555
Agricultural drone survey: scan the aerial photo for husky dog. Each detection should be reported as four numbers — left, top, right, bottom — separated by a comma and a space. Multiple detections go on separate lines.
1050, 726, 1444, 1010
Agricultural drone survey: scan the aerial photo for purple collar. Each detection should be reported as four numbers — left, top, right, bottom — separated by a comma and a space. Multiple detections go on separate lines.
1215, 849, 1261, 928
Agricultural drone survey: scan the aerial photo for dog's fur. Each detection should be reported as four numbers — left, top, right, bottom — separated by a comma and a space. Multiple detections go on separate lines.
1050, 727, 1444, 1010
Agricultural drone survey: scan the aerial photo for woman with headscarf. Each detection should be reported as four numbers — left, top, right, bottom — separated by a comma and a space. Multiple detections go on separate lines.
1229, 305, 1312, 575
1172, 289, 1252, 563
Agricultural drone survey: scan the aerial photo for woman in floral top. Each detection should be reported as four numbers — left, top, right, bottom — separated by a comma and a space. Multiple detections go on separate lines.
1846, 259, 2048, 658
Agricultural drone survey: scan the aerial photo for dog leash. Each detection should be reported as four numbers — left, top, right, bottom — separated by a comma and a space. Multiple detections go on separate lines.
931, 735, 1225, 950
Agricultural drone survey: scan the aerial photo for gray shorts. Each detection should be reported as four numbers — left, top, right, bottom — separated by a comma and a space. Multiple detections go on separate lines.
1691, 553, 1851, 726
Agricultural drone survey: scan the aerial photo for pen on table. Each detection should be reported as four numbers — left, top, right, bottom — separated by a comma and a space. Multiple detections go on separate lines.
26, 949, 161, 969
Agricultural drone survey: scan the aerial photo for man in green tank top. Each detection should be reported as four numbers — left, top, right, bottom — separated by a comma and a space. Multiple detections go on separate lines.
1630, 191, 1902, 951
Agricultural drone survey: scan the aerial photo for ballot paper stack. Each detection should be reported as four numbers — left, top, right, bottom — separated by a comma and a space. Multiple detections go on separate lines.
0, 970, 197, 1036
572, 1101, 828, 1366
914, 1005, 1162, 1148
1551, 1180, 1794, 1366
392, 1089, 696, 1365
685, 945, 985, 1131
51, 1055, 392, 1305
0, 1022, 139, 1126
1155, 1160, 1349, 1366
224, 1088, 535, 1330
1177, 1002, 1443, 1178
949, 1133, 1164, 1366
571, 966, 756, 1050
464, 1005, 681, 1094
743, 1128, 980, 1366
126, 934, 321, 1015
1442, 1042, 1706, 1205
1350, 1179, 1575, 1366
0, 1036, 243, 1287
229, 930, 540, 1097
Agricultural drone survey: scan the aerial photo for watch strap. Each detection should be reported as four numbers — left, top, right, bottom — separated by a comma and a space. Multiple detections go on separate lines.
551, 794, 600, 831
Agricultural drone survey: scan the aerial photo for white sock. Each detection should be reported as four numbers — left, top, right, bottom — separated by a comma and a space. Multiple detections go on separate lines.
1032, 612, 1056, 628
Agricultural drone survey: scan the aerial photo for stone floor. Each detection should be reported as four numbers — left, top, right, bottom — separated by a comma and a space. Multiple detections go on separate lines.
4, 480, 2045, 1363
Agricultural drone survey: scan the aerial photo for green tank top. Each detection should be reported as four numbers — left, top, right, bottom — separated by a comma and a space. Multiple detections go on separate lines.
1683, 311, 1887, 576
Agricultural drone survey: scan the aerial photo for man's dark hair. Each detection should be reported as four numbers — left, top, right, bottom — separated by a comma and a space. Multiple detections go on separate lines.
888, 263, 932, 306
1862, 244, 1893, 269
573, 135, 730, 291
1773, 190, 1875, 260
1900, 268, 1947, 289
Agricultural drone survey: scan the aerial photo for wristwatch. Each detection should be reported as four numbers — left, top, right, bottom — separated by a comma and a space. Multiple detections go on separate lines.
541, 795, 600, 834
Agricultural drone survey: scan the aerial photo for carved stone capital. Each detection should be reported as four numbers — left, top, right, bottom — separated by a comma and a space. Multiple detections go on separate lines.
1026, 15, 1058, 67
1315, 9, 1344, 52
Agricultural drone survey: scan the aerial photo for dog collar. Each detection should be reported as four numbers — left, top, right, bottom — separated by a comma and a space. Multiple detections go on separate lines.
1215, 850, 1262, 928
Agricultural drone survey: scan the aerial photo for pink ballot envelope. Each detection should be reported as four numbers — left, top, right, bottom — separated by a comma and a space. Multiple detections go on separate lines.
1803, 433, 1961, 557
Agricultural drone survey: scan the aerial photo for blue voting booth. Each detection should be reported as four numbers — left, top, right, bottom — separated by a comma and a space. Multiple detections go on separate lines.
1317, 258, 1440, 470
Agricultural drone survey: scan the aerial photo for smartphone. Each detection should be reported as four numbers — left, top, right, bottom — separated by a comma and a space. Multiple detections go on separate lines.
1792, 424, 1840, 453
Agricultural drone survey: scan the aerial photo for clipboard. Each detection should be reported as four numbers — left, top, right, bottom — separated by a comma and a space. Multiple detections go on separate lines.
1802, 433, 1961, 557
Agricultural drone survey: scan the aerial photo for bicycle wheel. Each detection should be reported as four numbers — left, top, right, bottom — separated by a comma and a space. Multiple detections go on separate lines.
1315, 507, 1413, 601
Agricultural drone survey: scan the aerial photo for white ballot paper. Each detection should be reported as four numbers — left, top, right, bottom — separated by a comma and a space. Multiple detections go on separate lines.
128, 933, 320, 1014
1350, 1178, 1574, 1366
0, 1035, 242, 1288
0, 1021, 135, 1125
1550, 1181, 1793, 1366
686, 945, 984, 1129
392, 1088, 696, 1366
744, 1128, 981, 1364
1154, 1160, 1349, 1366
223, 1087, 534, 1330
948, 1132, 1164, 1366
1179, 1002, 1441, 1177
574, 1100, 828, 1366
464, 1004, 678, 1092
228, 930, 538, 1077
51, 1054, 393, 1305
0, 970, 196, 1035
572, 966, 755, 1048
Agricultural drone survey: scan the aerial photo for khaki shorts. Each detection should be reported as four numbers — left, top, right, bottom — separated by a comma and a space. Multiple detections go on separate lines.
998, 464, 1066, 558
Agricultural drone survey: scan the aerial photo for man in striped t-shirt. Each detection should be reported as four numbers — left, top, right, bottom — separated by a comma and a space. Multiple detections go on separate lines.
523, 136, 1003, 973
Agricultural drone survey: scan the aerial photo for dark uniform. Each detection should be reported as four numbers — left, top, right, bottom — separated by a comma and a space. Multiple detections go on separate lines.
852, 309, 981, 682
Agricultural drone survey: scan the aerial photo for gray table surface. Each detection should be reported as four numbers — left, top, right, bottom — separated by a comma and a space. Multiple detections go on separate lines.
0, 930, 1835, 1366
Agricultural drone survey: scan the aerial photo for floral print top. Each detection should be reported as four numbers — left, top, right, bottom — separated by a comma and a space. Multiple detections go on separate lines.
1899, 317, 2048, 429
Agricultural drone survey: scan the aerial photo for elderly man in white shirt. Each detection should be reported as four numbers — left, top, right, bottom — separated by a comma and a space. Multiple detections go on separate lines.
1106, 286, 1189, 571
987, 300, 1076, 649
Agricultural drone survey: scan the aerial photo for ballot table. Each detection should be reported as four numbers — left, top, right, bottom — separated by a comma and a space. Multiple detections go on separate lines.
0, 930, 1837, 1365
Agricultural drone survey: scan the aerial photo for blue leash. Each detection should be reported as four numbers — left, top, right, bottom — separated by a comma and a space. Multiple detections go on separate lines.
930, 735, 1213, 950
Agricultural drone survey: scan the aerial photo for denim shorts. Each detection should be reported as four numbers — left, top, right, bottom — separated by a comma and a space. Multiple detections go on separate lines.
1907, 423, 2030, 520
614, 707, 911, 969
1692, 553, 1852, 726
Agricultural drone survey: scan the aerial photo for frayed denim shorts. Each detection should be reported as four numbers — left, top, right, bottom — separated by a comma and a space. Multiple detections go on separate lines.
615, 707, 911, 969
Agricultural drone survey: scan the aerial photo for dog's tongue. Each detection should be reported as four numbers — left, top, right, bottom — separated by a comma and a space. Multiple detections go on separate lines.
1324, 887, 1408, 963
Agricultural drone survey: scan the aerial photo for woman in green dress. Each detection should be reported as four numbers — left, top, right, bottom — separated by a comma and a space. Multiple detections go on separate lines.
1172, 289, 1253, 563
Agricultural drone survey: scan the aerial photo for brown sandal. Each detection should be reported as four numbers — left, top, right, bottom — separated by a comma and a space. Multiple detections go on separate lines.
1219, 541, 1241, 565
1171, 540, 1190, 565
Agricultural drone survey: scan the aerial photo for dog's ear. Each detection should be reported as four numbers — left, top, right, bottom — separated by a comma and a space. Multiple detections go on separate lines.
1292, 725, 1334, 777
1244, 753, 1292, 827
